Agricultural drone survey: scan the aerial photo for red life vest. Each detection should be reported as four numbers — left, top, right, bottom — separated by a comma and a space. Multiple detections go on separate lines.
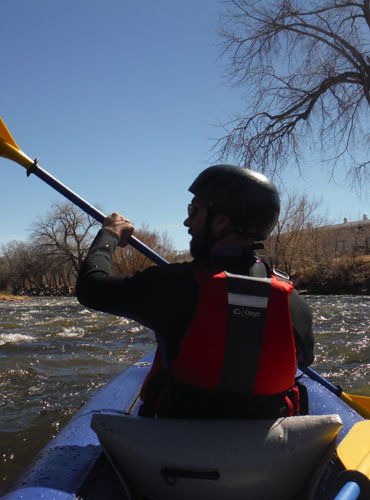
171, 270, 297, 395
140, 270, 297, 413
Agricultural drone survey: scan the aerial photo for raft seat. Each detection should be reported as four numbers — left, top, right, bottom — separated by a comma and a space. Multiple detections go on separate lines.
91, 413, 343, 500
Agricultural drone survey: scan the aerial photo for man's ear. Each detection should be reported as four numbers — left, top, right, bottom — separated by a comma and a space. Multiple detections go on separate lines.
213, 213, 232, 232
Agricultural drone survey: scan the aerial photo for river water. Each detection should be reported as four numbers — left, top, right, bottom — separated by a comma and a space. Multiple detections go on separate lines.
1, 295, 369, 493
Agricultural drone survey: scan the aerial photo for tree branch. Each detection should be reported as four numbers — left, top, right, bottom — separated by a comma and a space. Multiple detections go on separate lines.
216, 0, 370, 183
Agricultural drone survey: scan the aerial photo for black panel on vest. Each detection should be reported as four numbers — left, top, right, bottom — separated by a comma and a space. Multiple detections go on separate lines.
219, 274, 271, 393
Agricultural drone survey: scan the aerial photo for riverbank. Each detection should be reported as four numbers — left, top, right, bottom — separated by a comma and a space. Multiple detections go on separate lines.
0, 294, 30, 302
293, 258, 370, 295
1, 282, 369, 298
1, 257, 369, 298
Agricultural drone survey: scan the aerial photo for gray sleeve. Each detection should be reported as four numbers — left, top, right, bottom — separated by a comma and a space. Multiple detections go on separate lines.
290, 290, 315, 368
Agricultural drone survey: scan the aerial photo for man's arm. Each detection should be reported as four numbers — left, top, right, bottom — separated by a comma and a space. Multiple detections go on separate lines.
76, 227, 198, 346
290, 290, 315, 369
76, 228, 152, 318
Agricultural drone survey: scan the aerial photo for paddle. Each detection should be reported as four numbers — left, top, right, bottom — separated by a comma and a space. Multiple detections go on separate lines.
1, 117, 369, 419
305, 367, 370, 419
0, 117, 168, 267
333, 420, 370, 500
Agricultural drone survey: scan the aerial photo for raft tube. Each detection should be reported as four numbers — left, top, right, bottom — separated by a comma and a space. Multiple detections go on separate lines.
3, 355, 364, 500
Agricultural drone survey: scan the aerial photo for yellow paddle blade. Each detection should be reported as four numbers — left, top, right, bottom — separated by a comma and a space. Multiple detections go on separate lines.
349, 394, 370, 414
0, 117, 19, 148
342, 392, 370, 419
338, 421, 370, 479
0, 117, 34, 169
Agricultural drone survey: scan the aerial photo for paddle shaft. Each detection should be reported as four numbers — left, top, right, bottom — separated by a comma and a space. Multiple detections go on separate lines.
305, 366, 370, 419
305, 367, 341, 395
23, 163, 370, 409
2, 118, 369, 419
28, 161, 169, 266
3, 120, 368, 417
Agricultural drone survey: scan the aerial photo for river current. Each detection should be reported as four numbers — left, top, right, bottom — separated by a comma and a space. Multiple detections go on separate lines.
0, 295, 369, 493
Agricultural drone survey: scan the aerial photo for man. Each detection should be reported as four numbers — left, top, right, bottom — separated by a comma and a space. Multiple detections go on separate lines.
76, 165, 314, 418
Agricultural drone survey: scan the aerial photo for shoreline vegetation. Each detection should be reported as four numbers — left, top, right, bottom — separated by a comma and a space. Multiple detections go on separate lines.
1, 259, 369, 299
292, 257, 370, 296
1, 202, 369, 300
0, 294, 30, 301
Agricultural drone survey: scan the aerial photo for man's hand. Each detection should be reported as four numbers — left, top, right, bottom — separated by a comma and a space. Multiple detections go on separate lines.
103, 212, 135, 247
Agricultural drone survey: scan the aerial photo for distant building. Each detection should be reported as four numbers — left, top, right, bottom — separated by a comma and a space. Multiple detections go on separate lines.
318, 215, 370, 256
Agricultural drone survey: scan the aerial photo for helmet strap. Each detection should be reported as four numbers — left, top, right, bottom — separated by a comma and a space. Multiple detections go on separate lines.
205, 209, 236, 247
203, 208, 217, 252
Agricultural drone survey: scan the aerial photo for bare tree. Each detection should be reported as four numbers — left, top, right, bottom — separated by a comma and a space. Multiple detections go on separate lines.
31, 202, 99, 278
0, 241, 31, 292
113, 224, 176, 275
0, 205, 177, 294
216, 0, 370, 186
0, 240, 55, 293
262, 193, 326, 275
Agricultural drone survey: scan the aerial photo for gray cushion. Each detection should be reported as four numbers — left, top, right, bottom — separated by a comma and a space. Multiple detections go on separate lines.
91, 413, 342, 500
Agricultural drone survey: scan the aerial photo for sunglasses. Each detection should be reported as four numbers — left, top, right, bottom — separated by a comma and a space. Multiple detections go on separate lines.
187, 203, 208, 218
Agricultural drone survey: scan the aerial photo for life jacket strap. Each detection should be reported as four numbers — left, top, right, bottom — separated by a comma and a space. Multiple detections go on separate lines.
220, 273, 271, 393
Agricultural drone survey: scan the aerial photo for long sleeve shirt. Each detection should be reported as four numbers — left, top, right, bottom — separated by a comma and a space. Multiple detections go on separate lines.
76, 228, 314, 368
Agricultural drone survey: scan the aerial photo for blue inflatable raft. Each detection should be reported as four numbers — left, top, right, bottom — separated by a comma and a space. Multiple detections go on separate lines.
3, 354, 368, 500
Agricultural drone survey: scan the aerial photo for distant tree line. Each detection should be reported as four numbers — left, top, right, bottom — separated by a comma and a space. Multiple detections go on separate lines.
262, 193, 325, 277
1, 197, 368, 296
0, 202, 178, 296
261, 195, 370, 294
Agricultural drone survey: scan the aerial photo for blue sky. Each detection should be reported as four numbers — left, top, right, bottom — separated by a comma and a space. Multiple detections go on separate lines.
0, 1, 368, 252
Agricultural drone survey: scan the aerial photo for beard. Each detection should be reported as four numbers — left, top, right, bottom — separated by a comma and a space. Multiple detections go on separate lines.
189, 232, 211, 259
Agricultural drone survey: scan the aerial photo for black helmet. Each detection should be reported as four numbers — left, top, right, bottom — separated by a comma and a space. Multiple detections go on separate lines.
189, 165, 280, 240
